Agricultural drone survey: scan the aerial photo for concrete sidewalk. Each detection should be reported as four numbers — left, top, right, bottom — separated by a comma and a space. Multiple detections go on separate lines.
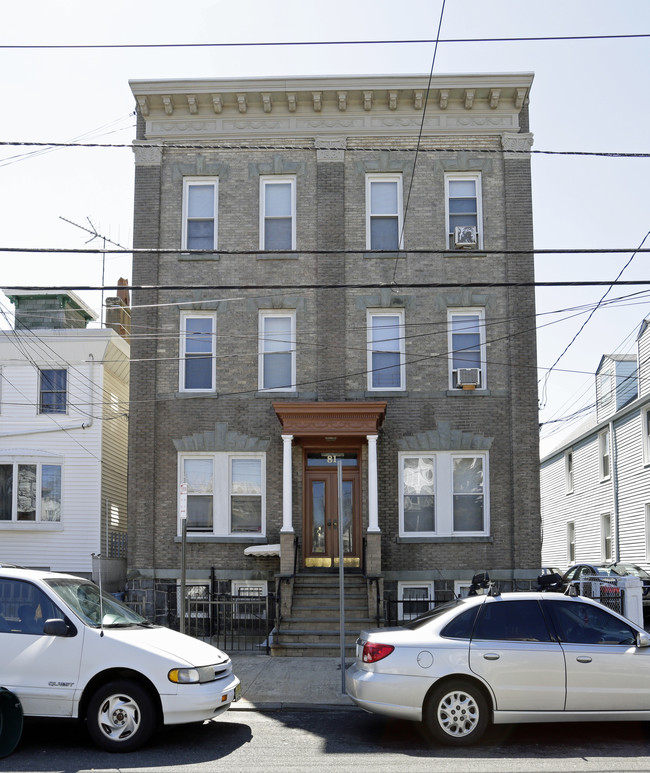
228, 655, 358, 711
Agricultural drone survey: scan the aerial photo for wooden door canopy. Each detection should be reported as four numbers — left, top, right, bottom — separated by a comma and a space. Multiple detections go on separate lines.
273, 402, 386, 437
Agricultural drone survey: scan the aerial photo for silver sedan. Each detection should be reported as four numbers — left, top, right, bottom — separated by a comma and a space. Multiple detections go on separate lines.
346, 590, 650, 745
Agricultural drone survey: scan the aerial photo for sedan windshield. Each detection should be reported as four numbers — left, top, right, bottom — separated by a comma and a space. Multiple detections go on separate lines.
45, 578, 152, 628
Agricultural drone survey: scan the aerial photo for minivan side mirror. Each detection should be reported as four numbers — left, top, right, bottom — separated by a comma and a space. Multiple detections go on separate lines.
43, 618, 70, 637
636, 631, 650, 648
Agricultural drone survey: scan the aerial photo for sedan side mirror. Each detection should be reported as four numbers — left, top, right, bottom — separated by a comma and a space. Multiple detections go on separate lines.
636, 632, 650, 648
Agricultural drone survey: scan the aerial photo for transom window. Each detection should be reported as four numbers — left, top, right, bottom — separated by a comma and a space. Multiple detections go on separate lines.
182, 179, 218, 250
367, 311, 405, 391
366, 175, 403, 250
39, 369, 67, 414
180, 313, 216, 392
260, 177, 296, 250
179, 454, 265, 537
399, 452, 489, 537
0, 461, 62, 523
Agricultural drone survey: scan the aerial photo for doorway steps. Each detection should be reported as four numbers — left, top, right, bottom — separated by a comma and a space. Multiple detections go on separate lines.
271, 573, 376, 657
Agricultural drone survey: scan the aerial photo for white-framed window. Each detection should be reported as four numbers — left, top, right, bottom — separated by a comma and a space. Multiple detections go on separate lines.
599, 371, 613, 405
601, 512, 613, 562
258, 311, 296, 392
182, 178, 218, 250
366, 174, 403, 250
397, 581, 435, 620
567, 521, 576, 564
399, 452, 489, 537
260, 176, 296, 250
445, 172, 483, 249
179, 313, 216, 392
0, 461, 62, 523
448, 309, 486, 390
179, 453, 265, 537
642, 408, 650, 465
599, 428, 611, 480
454, 581, 472, 599
645, 504, 650, 561
39, 369, 67, 414
367, 310, 405, 391
565, 450, 574, 494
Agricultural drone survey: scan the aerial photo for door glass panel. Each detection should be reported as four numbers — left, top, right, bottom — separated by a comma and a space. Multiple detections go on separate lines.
311, 481, 325, 554
342, 480, 353, 553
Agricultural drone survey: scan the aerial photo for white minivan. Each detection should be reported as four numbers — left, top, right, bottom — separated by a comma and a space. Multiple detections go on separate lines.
0, 566, 240, 752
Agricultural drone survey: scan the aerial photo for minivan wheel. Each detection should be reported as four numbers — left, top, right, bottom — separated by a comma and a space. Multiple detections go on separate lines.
86, 680, 156, 752
424, 680, 489, 746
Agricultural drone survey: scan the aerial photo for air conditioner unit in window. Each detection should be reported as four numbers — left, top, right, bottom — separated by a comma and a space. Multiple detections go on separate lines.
455, 368, 481, 389
454, 225, 478, 248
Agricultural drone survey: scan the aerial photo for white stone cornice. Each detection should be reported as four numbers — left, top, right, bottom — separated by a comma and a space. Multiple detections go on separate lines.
312, 91, 322, 112
287, 93, 297, 112
439, 89, 448, 110
388, 90, 398, 110
136, 95, 149, 117
187, 95, 198, 114
212, 94, 223, 113
414, 90, 424, 109
515, 87, 527, 109
132, 144, 163, 166
261, 93, 272, 113
162, 96, 173, 115
502, 131, 534, 157
237, 94, 247, 113
337, 91, 347, 111
464, 89, 475, 110
489, 89, 501, 109
363, 90, 373, 111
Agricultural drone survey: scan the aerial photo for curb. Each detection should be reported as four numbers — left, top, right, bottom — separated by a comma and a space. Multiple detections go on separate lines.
230, 700, 360, 712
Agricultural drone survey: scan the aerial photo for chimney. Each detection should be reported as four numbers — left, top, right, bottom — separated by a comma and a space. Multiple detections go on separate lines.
105, 278, 131, 341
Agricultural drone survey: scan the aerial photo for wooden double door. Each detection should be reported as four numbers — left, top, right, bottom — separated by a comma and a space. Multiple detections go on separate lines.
303, 450, 361, 569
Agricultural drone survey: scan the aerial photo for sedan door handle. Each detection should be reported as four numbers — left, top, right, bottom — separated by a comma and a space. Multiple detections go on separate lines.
483, 653, 500, 661
576, 656, 592, 663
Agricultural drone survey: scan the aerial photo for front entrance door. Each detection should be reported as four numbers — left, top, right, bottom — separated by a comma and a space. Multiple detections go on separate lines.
304, 451, 361, 568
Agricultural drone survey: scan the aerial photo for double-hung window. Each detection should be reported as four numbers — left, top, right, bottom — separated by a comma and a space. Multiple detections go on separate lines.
448, 309, 485, 389
445, 173, 482, 249
599, 428, 611, 480
366, 175, 403, 250
0, 461, 62, 522
642, 408, 650, 465
398, 582, 435, 621
39, 369, 67, 414
399, 452, 489, 537
258, 311, 296, 392
182, 179, 218, 250
260, 176, 296, 250
180, 313, 216, 392
567, 521, 576, 564
565, 450, 574, 494
179, 454, 265, 536
367, 311, 405, 391
601, 513, 613, 562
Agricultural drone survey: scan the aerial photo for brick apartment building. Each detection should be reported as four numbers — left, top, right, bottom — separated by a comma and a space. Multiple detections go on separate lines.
126, 73, 539, 652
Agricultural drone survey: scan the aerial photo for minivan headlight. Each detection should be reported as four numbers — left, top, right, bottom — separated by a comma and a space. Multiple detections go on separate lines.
168, 666, 218, 684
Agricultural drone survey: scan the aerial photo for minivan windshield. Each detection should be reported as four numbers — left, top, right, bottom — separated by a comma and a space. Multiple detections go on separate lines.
45, 578, 152, 628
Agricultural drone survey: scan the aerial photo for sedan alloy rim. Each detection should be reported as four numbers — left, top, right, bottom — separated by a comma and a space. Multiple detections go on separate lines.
437, 689, 479, 737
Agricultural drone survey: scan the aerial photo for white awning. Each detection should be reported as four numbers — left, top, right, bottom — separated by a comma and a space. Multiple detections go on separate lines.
244, 544, 281, 557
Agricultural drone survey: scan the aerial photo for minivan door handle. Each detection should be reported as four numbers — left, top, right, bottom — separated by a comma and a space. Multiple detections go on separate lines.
483, 653, 500, 661
576, 656, 592, 663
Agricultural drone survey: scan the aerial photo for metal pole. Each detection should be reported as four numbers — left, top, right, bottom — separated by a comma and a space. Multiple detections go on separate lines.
337, 459, 346, 694
180, 482, 188, 634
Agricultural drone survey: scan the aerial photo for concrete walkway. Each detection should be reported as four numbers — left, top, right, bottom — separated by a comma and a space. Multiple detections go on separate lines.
229, 655, 358, 711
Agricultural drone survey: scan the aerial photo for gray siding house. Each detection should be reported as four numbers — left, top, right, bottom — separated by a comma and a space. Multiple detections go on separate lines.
541, 318, 650, 572
126, 73, 540, 652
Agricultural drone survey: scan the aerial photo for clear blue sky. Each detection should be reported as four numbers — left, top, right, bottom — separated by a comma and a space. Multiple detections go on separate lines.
1, 0, 648, 450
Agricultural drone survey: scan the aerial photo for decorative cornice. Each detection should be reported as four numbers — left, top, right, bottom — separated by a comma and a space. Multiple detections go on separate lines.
397, 421, 493, 451
502, 131, 534, 157
173, 421, 270, 452
132, 144, 163, 166
273, 402, 387, 437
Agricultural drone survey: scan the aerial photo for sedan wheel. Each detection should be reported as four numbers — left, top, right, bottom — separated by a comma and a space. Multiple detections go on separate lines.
424, 680, 489, 746
86, 680, 156, 752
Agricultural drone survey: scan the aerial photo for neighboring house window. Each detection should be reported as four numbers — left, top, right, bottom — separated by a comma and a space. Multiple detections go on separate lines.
646, 504, 650, 561
399, 452, 489, 537
366, 174, 403, 250
180, 313, 216, 392
448, 309, 485, 389
179, 454, 265, 537
182, 179, 218, 250
642, 408, 650, 465
599, 428, 611, 480
398, 582, 434, 620
599, 371, 613, 405
567, 521, 576, 564
445, 173, 482, 249
0, 462, 62, 522
367, 310, 405, 391
565, 450, 574, 494
260, 176, 295, 250
601, 513, 613, 562
39, 369, 67, 414
258, 311, 296, 392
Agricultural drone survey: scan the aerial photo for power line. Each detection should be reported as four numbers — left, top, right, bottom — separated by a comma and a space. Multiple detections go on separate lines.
1, 33, 648, 50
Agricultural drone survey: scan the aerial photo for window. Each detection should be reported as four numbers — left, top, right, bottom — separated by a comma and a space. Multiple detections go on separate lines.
260, 176, 295, 250
0, 578, 64, 634
473, 600, 552, 642
366, 175, 403, 250
399, 452, 489, 537
182, 179, 218, 250
179, 454, 265, 537
565, 450, 574, 494
39, 369, 67, 414
599, 371, 613, 405
398, 582, 435, 621
548, 600, 636, 646
445, 173, 482, 249
601, 513, 613, 562
367, 311, 405, 391
0, 462, 62, 523
599, 428, 611, 480
258, 311, 296, 392
567, 521, 576, 564
642, 408, 650, 465
180, 313, 216, 392
448, 310, 485, 389
645, 504, 650, 561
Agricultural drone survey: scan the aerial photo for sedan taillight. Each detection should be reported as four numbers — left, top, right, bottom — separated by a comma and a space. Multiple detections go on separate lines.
362, 642, 395, 663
